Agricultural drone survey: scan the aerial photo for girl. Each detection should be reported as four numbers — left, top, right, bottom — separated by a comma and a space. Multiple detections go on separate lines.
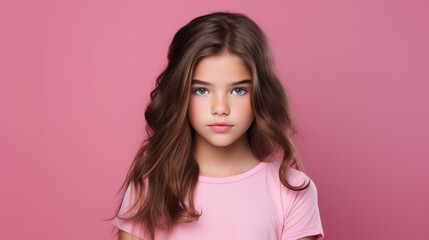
109, 11, 324, 240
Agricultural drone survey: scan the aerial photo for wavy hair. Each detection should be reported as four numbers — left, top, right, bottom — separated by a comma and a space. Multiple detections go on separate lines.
108, 11, 310, 240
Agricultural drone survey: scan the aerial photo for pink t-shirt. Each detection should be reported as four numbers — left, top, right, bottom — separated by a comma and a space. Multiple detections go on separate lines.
112, 159, 324, 239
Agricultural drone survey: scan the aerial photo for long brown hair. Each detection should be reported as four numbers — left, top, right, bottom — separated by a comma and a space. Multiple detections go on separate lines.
108, 11, 310, 240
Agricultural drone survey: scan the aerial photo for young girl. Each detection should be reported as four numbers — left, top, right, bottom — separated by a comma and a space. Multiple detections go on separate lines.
110, 11, 324, 240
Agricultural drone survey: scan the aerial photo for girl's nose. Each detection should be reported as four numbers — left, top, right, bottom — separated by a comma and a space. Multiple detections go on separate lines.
211, 94, 229, 116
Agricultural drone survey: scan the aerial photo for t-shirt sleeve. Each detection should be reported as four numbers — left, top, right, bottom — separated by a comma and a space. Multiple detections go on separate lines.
280, 169, 324, 240
112, 181, 146, 239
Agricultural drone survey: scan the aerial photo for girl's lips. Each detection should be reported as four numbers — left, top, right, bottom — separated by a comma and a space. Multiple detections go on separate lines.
209, 125, 232, 132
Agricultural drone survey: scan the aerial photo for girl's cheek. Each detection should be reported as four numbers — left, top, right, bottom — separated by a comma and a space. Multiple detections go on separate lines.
234, 97, 252, 112
233, 98, 253, 121
188, 98, 206, 116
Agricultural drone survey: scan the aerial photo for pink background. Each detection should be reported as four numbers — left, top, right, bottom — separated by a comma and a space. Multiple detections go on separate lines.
1, 1, 428, 239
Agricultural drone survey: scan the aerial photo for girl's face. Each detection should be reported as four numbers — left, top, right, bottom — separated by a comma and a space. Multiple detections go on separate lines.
188, 52, 254, 148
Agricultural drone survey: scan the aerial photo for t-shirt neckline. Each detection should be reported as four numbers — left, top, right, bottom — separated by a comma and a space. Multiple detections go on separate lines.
197, 160, 269, 184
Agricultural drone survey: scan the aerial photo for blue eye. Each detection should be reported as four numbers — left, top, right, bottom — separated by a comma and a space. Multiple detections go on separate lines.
233, 88, 247, 95
192, 88, 208, 95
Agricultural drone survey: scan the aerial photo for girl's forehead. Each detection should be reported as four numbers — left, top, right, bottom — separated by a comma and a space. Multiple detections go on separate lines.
191, 79, 251, 87
194, 53, 248, 69
192, 54, 252, 85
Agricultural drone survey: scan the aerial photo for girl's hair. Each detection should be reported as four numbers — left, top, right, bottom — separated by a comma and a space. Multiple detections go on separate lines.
108, 11, 310, 240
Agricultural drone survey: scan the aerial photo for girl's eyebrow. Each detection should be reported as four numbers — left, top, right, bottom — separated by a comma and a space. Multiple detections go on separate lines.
191, 79, 252, 86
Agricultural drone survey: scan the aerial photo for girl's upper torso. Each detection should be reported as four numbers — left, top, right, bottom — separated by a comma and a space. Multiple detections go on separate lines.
112, 158, 324, 240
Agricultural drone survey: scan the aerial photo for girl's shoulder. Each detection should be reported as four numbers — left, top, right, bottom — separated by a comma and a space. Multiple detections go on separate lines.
117, 177, 150, 217
265, 158, 311, 187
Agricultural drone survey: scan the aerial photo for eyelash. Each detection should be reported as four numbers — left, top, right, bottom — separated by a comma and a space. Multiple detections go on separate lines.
191, 87, 248, 96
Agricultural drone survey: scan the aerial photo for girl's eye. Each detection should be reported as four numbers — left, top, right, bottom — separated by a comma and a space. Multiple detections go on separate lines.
191, 87, 248, 95
233, 88, 248, 95
192, 88, 208, 95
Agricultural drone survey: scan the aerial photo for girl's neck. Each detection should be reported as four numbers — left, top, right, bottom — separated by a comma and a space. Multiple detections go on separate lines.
193, 134, 260, 178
